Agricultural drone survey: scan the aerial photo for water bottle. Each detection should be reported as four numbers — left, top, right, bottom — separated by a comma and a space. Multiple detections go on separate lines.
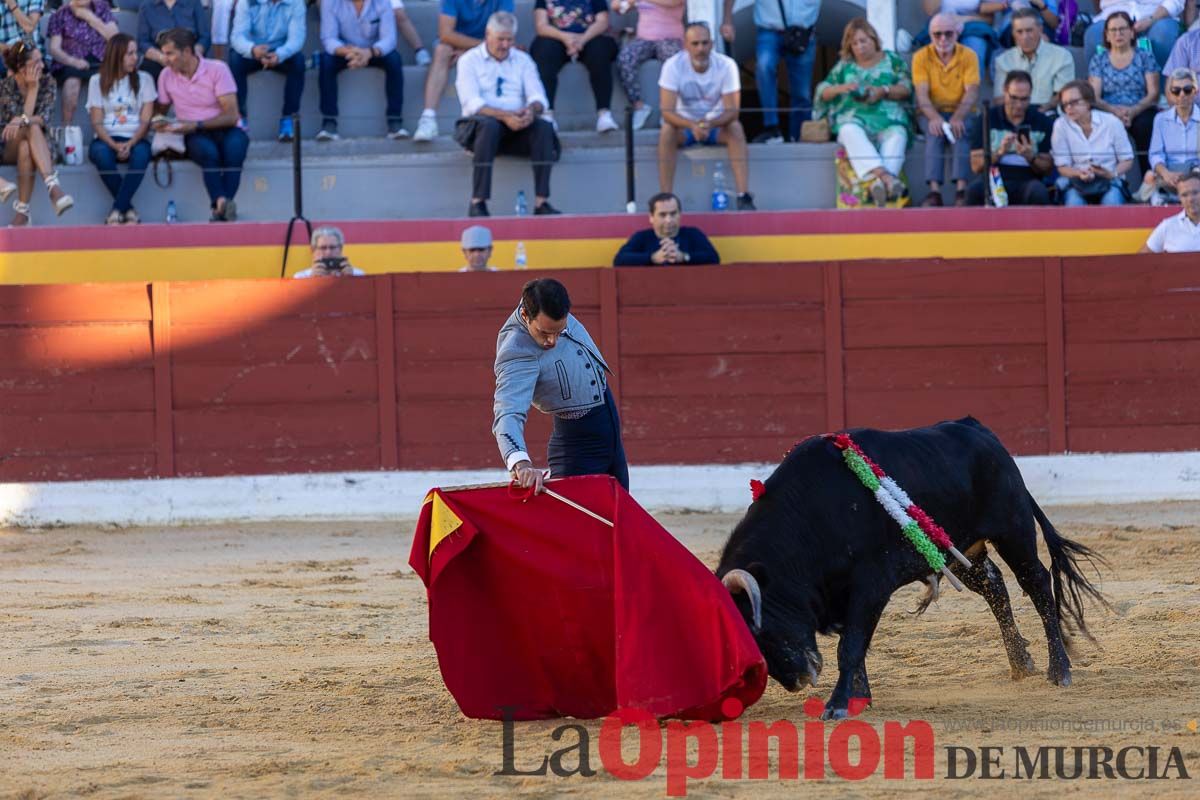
989, 167, 1009, 208
711, 162, 730, 211
515, 241, 528, 269
515, 189, 528, 217
165, 199, 178, 223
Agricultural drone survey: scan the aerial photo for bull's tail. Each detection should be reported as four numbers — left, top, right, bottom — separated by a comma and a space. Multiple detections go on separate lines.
1031, 494, 1111, 644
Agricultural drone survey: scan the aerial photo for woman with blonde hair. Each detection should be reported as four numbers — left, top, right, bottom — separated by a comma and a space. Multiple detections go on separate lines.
815, 17, 913, 206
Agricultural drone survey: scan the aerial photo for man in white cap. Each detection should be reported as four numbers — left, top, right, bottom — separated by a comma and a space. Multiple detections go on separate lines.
459, 225, 498, 271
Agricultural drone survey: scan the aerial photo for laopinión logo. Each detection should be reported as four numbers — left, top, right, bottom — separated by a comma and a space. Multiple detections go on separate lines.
496, 699, 1194, 796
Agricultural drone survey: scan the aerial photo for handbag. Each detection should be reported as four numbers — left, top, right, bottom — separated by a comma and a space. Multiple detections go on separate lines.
151, 130, 186, 158
776, 0, 813, 57
800, 118, 830, 142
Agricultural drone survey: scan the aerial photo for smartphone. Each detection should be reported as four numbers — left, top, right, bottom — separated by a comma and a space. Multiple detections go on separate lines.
1017, 124, 1032, 142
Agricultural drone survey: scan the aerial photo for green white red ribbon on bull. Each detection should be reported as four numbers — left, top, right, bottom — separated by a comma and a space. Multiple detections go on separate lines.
829, 434, 972, 594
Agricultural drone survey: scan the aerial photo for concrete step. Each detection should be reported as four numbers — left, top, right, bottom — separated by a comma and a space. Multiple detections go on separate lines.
15, 133, 843, 225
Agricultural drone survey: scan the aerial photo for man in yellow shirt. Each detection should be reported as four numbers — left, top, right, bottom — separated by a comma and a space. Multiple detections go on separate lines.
913, 13, 980, 207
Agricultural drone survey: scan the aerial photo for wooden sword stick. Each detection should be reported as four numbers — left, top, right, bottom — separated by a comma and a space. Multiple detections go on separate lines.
541, 488, 614, 528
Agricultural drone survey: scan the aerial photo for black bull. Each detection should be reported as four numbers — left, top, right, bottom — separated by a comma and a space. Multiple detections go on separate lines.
716, 417, 1109, 720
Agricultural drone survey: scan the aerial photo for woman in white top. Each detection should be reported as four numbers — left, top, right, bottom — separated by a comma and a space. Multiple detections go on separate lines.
1051, 80, 1135, 205
86, 33, 156, 224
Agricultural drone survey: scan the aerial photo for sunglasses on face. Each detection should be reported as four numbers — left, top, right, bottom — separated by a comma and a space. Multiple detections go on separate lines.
1171, 86, 1196, 96
931, 31, 956, 39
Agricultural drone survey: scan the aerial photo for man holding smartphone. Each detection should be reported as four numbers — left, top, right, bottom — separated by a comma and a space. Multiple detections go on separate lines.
966, 70, 1054, 206
293, 226, 367, 278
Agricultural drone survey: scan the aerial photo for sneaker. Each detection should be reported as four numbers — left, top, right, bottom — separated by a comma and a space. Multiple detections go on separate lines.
631, 105, 653, 130
596, 109, 619, 133
954, 189, 967, 207
736, 192, 756, 211
542, 111, 559, 132
921, 191, 943, 207
870, 178, 887, 208
123, 207, 140, 225
106, 208, 122, 225
752, 127, 784, 144
534, 201, 562, 215
387, 121, 411, 140
415, 47, 431, 67
469, 200, 490, 217
278, 117, 294, 142
316, 121, 339, 141
414, 113, 438, 142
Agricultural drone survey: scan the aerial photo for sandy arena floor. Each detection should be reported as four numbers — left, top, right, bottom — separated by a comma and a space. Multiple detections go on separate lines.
2, 502, 1199, 798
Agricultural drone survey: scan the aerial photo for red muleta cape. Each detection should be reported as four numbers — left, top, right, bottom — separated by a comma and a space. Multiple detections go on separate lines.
408, 475, 767, 721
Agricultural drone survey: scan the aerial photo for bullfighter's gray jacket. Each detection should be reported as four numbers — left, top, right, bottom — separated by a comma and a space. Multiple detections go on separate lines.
492, 307, 612, 470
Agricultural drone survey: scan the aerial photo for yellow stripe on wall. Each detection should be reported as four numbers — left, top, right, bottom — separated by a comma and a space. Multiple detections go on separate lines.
0, 229, 1148, 285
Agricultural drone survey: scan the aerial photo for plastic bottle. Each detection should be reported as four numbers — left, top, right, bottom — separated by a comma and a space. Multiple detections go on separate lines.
165, 199, 178, 223
989, 167, 1009, 208
515, 241, 528, 269
515, 190, 528, 217
711, 162, 730, 211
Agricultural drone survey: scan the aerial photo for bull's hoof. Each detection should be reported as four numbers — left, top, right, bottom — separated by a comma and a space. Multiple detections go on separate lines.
821, 705, 849, 721
1048, 667, 1072, 687
1009, 653, 1038, 681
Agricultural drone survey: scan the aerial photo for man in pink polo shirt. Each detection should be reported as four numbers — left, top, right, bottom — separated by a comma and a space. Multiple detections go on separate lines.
153, 27, 248, 221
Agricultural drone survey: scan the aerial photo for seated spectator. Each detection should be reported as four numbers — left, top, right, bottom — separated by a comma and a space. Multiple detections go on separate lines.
0, 1, 44, 58
229, 0, 306, 142
1163, 10, 1200, 73
720, 0, 819, 143
529, 0, 619, 133
454, 12, 560, 217
154, 27, 246, 221
992, 8, 1072, 113
459, 224, 498, 270
920, 0, 1001, 75
87, 33, 155, 225
0, 41, 74, 225
968, 69, 1053, 205
294, 226, 367, 277
614, 0, 684, 131
613, 192, 719, 265
814, 17, 912, 207
1140, 169, 1200, 250
658, 22, 755, 209
392, 1, 431, 66
138, 0, 209, 82
1083, 1, 1183, 69
1090, 11, 1159, 176
914, 13, 980, 206
994, 0, 1060, 47
1144, 67, 1200, 202
1051, 79, 1135, 205
47, 0, 117, 125
318, 0, 407, 140
413, 0, 513, 141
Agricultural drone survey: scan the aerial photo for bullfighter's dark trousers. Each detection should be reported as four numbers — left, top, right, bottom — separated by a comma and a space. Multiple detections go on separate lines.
548, 386, 629, 490
469, 116, 555, 200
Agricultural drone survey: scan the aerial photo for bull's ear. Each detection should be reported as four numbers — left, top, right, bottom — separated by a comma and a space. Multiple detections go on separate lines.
746, 562, 770, 590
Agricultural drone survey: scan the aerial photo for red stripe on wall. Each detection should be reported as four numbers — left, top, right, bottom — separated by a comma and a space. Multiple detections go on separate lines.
0, 206, 1176, 253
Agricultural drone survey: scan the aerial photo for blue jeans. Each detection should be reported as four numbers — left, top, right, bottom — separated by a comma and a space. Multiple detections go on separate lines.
1084, 18, 1180, 68
184, 127, 250, 205
318, 50, 405, 125
88, 136, 150, 213
755, 26, 816, 141
228, 49, 305, 119
1063, 181, 1126, 206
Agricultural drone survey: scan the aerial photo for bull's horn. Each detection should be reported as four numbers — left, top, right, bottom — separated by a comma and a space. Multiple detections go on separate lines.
722, 569, 763, 631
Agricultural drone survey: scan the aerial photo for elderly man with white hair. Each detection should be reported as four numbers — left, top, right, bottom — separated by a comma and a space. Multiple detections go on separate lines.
1142, 66, 1200, 203
293, 226, 366, 278
913, 12, 980, 206
453, 11, 560, 218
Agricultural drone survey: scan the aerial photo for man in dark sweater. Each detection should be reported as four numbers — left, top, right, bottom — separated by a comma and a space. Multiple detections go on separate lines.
613, 193, 720, 266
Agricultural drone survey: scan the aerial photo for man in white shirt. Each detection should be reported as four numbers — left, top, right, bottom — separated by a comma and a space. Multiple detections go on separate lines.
454, 11, 560, 218
293, 227, 367, 277
657, 22, 755, 210
1141, 170, 1200, 251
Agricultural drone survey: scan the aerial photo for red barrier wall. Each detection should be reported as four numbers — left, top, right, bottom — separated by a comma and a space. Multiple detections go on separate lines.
2, 256, 1197, 482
